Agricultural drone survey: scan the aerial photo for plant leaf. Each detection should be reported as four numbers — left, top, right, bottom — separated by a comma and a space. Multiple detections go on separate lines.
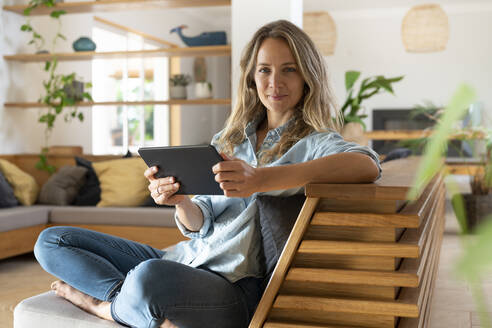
23, 7, 33, 15
386, 75, 404, 83
20, 24, 32, 31
345, 71, 361, 91
457, 215, 492, 278
340, 90, 353, 114
50, 10, 66, 18
377, 80, 394, 94
82, 92, 93, 101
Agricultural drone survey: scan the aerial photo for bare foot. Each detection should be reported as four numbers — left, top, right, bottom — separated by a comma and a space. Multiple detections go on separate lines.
50, 280, 113, 321
160, 319, 179, 328
51, 281, 178, 327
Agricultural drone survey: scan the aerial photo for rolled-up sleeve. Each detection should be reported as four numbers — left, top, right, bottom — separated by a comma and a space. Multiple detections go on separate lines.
174, 195, 214, 239
312, 132, 382, 179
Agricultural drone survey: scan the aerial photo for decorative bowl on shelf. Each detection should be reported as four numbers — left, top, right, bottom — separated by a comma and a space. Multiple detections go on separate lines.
72, 37, 96, 52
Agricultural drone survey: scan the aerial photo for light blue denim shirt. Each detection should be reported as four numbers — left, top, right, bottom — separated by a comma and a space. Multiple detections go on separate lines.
161, 114, 381, 282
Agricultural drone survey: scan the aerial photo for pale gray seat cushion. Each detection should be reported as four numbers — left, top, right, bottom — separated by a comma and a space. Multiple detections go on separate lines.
0, 206, 51, 232
49, 206, 177, 227
14, 291, 119, 328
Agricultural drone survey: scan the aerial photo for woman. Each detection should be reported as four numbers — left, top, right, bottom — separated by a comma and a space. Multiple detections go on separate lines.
34, 20, 381, 328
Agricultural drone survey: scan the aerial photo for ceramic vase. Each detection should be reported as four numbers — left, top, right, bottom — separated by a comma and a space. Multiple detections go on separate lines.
194, 82, 212, 99
73, 37, 97, 52
341, 122, 368, 146
169, 86, 187, 99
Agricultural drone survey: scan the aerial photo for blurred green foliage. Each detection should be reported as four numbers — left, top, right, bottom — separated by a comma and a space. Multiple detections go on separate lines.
407, 84, 492, 327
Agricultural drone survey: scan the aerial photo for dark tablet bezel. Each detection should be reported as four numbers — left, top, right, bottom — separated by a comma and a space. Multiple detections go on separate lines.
138, 145, 224, 195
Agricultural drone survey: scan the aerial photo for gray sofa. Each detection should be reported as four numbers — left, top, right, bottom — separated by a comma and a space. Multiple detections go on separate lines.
2, 205, 182, 328
0, 205, 178, 232
15, 292, 120, 328
0, 205, 181, 260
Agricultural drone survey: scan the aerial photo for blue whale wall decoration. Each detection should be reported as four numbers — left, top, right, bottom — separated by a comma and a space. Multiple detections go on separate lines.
170, 25, 227, 47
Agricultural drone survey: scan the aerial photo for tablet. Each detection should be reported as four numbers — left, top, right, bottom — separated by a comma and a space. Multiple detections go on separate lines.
138, 145, 224, 195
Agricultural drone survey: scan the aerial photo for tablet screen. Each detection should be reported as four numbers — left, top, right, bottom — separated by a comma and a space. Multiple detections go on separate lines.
138, 145, 224, 195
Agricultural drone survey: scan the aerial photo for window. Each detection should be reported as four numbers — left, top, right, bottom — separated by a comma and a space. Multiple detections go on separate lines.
91, 26, 169, 155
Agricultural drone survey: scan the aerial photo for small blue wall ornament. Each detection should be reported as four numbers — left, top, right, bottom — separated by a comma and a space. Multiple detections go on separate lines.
73, 37, 97, 52
170, 25, 227, 47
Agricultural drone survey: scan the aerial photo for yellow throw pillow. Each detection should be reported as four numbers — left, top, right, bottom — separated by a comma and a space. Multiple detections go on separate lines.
0, 159, 39, 206
92, 157, 150, 207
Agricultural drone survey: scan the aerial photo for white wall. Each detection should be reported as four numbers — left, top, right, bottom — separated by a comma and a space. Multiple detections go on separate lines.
1, 11, 93, 154
231, 0, 303, 102
3, 1, 489, 155
304, 0, 492, 130
0, 5, 231, 154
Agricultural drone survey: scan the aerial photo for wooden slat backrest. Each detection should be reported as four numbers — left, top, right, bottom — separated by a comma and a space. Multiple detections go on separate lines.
249, 197, 319, 327
305, 157, 425, 201
250, 157, 443, 328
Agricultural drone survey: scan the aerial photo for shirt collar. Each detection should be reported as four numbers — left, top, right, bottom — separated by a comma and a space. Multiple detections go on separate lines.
245, 111, 266, 137
244, 111, 296, 140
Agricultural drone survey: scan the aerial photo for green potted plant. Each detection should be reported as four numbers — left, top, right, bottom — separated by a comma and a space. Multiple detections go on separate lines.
169, 74, 191, 99
21, 0, 92, 173
463, 139, 492, 229
403, 102, 492, 232
341, 70, 404, 145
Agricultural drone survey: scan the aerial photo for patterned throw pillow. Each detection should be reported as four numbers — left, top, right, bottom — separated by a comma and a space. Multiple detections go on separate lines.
38, 166, 88, 205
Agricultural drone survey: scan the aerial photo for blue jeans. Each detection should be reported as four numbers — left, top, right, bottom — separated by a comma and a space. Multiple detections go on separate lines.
34, 226, 263, 328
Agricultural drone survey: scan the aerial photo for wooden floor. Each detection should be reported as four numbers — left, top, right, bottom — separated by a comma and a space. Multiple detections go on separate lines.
1, 189, 491, 327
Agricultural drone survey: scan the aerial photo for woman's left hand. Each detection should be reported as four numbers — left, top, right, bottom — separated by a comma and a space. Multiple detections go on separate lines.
212, 153, 263, 197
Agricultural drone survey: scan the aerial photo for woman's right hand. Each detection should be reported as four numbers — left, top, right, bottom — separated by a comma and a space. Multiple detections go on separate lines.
144, 166, 188, 206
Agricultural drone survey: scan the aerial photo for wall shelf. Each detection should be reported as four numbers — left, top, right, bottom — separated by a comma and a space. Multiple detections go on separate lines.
2, 0, 230, 15
364, 129, 487, 140
4, 99, 232, 108
364, 130, 431, 140
3, 45, 231, 62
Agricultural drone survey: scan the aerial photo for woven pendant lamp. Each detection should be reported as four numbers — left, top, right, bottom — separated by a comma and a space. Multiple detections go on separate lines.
303, 11, 337, 56
402, 4, 449, 53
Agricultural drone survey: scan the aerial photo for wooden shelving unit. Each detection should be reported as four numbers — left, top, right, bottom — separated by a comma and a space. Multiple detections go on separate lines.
2, 0, 230, 15
3, 0, 232, 147
3, 45, 231, 62
364, 130, 431, 140
364, 129, 488, 140
4, 99, 231, 108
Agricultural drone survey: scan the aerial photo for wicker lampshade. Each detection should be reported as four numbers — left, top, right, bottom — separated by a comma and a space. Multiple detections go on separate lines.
303, 11, 337, 56
402, 4, 449, 53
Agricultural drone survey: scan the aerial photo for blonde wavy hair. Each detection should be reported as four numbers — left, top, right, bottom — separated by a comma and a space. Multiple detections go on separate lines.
216, 19, 341, 165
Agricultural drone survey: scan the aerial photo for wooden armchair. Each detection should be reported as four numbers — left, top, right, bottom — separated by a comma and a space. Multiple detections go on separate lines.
250, 157, 445, 328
